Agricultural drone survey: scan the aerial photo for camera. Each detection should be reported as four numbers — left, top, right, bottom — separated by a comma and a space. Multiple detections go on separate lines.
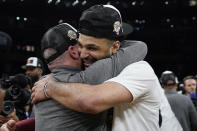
1, 74, 28, 99
1, 101, 14, 116
0, 74, 31, 119
0, 77, 12, 90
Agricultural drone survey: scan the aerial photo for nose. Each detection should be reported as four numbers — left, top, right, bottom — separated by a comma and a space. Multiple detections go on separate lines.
26, 70, 32, 76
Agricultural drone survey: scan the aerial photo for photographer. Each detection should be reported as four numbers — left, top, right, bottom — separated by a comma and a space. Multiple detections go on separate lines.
0, 88, 19, 127
1, 74, 31, 121
160, 71, 197, 131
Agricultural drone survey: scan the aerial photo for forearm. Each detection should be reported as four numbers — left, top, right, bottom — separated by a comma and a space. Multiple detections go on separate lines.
46, 81, 93, 113
46, 81, 132, 114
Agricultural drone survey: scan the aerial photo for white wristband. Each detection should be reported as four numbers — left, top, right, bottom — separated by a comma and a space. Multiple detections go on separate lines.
43, 82, 50, 98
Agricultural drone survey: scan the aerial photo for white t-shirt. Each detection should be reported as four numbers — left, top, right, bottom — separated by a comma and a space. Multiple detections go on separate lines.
107, 61, 182, 131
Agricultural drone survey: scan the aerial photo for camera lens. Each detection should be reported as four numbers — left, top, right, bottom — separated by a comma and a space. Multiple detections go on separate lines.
1, 101, 14, 116
9, 85, 21, 97
11, 87, 20, 96
4, 105, 11, 111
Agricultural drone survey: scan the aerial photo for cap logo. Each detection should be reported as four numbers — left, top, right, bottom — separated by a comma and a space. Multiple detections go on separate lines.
27, 60, 33, 64
113, 21, 121, 35
67, 30, 77, 40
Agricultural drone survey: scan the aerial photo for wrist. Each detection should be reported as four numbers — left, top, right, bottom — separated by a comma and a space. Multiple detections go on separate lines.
43, 82, 50, 98
43, 81, 54, 98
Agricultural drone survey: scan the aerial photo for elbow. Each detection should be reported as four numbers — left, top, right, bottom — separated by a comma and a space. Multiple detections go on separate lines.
77, 97, 101, 114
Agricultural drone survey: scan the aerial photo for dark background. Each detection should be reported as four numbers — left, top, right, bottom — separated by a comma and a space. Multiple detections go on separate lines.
0, 0, 197, 81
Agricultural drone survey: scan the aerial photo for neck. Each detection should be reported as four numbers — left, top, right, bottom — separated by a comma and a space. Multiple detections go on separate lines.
165, 88, 176, 91
48, 53, 81, 71
185, 92, 191, 96
163, 85, 177, 91
49, 62, 81, 71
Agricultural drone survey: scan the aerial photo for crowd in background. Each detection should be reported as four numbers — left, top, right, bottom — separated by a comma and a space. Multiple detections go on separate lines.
0, 57, 43, 123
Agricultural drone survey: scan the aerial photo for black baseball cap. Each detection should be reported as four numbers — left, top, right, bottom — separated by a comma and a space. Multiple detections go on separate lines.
79, 4, 132, 40
21, 57, 43, 69
160, 71, 178, 86
41, 23, 78, 64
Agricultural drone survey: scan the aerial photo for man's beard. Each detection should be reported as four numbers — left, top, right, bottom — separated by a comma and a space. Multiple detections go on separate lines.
82, 57, 97, 69
30, 75, 39, 85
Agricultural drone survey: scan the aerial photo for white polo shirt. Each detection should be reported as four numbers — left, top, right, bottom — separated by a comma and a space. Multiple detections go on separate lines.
107, 61, 182, 131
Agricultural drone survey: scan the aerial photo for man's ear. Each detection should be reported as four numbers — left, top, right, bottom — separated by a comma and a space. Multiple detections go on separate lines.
112, 41, 120, 54
68, 45, 80, 59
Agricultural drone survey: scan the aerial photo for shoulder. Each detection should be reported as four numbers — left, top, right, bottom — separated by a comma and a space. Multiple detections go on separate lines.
109, 61, 158, 86
176, 94, 194, 104
122, 61, 155, 76
124, 60, 150, 67
178, 94, 191, 100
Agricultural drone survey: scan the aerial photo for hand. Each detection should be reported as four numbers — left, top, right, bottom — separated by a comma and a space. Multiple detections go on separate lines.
0, 109, 18, 127
0, 120, 16, 131
6, 110, 19, 123
31, 75, 54, 104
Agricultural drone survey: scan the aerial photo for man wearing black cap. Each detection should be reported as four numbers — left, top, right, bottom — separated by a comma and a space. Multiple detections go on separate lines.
160, 71, 197, 131
32, 4, 182, 131
23, 57, 43, 86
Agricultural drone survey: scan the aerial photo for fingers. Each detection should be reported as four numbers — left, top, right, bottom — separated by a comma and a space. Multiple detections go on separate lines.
31, 82, 40, 103
31, 91, 34, 100
31, 91, 36, 104
0, 120, 15, 131
0, 123, 9, 131
2, 120, 16, 131
32, 77, 46, 91
7, 120, 16, 128
31, 86, 36, 92
31, 75, 52, 104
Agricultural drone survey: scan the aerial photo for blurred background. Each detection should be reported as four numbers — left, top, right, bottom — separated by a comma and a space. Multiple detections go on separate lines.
0, 0, 197, 79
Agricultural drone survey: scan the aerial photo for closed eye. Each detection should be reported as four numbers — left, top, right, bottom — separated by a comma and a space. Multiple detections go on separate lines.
86, 44, 100, 51
87, 46, 98, 51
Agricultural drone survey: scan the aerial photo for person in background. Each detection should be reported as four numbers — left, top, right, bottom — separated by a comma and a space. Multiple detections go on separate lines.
0, 87, 19, 127
183, 75, 197, 109
23, 57, 44, 87
183, 75, 197, 96
3, 74, 31, 120
160, 71, 197, 131
22, 57, 44, 117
